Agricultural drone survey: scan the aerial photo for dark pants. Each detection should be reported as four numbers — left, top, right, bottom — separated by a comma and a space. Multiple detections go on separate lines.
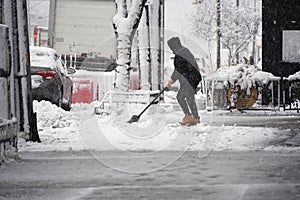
176, 86, 199, 119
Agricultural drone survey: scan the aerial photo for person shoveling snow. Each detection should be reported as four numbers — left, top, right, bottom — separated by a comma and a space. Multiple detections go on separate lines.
165, 37, 202, 126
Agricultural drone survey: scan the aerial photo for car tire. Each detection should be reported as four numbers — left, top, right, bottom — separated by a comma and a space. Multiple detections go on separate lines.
64, 95, 72, 111
62, 89, 72, 111
56, 89, 62, 108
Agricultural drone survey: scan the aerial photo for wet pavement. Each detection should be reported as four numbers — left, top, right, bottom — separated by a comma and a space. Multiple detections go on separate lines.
0, 150, 300, 200
1, 110, 300, 199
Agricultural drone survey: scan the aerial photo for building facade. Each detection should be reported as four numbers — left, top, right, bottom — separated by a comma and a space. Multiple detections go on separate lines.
262, 0, 300, 77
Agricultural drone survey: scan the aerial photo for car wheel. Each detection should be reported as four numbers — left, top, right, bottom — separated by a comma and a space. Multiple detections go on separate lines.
62, 89, 72, 111
64, 95, 72, 111
56, 89, 62, 108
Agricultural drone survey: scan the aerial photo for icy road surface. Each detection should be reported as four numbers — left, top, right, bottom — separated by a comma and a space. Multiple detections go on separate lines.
2, 101, 299, 200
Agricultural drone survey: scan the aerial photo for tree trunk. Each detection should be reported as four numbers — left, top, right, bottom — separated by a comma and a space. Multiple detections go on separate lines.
112, 0, 147, 91
235, 0, 239, 64
228, 47, 232, 67
252, 0, 257, 64
114, 33, 132, 91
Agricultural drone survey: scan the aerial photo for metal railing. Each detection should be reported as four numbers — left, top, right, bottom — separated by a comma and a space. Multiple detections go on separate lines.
204, 78, 281, 111
282, 79, 300, 113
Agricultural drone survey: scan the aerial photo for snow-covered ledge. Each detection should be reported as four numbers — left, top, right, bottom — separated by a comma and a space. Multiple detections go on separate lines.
206, 64, 280, 87
94, 89, 160, 115
284, 71, 300, 81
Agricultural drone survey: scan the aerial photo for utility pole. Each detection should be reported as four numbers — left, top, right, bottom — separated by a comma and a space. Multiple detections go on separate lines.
0, 0, 3, 23
236, 0, 239, 64
20, 0, 40, 142
159, 0, 164, 92
251, 0, 257, 64
216, 0, 221, 69
11, 0, 21, 126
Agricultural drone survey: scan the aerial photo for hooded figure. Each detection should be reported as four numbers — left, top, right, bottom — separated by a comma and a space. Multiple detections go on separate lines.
166, 37, 201, 126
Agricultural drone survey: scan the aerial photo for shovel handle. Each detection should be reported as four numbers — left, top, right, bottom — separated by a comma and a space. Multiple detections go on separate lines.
138, 87, 168, 117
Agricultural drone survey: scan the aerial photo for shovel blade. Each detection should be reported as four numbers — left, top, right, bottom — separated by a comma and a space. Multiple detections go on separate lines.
127, 115, 140, 123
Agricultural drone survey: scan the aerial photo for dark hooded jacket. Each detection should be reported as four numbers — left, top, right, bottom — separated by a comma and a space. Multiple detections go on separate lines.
168, 37, 201, 91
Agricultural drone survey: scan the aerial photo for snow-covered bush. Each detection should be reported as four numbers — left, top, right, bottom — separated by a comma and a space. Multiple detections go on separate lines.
207, 64, 280, 109
209, 64, 279, 91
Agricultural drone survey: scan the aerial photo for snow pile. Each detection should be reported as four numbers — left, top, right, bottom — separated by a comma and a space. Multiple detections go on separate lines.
18, 101, 83, 151
92, 112, 288, 152
94, 117, 182, 151
190, 125, 287, 151
77, 107, 209, 151
78, 105, 293, 152
18, 101, 298, 153
33, 100, 72, 129
208, 64, 280, 89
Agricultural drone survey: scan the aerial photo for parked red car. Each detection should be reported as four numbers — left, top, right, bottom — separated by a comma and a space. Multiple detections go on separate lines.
30, 46, 75, 111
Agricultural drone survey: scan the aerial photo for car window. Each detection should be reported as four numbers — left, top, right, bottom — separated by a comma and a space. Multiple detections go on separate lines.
59, 58, 69, 74
54, 54, 67, 75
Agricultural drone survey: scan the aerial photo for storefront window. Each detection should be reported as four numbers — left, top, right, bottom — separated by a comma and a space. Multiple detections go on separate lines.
283, 30, 300, 63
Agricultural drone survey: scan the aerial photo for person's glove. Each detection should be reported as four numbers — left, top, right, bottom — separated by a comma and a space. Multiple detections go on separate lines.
166, 80, 173, 88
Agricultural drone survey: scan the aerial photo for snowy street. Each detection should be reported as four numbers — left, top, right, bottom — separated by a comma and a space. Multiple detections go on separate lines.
20, 101, 300, 151
1, 0, 300, 199
1, 101, 300, 199
18, 101, 300, 153
0, 151, 299, 200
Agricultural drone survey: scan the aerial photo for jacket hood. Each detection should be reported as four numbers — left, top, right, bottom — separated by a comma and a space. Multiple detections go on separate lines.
167, 37, 182, 53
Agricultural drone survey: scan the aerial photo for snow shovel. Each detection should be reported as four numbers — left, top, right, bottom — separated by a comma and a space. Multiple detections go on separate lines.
127, 87, 168, 123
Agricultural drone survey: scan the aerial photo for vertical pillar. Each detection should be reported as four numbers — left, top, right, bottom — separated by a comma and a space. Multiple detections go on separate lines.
10, 0, 20, 126
48, 0, 57, 48
158, 0, 165, 91
138, 5, 151, 90
216, 0, 221, 69
19, 0, 40, 141
0, 25, 10, 119
252, 0, 257, 63
149, 0, 160, 90
0, 0, 3, 23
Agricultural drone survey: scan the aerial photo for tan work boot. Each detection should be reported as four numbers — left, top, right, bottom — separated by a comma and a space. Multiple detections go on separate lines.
187, 117, 200, 126
179, 115, 193, 125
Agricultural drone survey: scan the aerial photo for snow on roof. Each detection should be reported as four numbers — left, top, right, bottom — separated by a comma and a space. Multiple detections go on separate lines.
35, 26, 48, 30
29, 46, 57, 69
207, 64, 280, 89
72, 69, 115, 78
30, 46, 56, 55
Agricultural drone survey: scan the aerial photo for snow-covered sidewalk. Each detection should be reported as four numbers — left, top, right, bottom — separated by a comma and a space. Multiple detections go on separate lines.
18, 101, 300, 152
